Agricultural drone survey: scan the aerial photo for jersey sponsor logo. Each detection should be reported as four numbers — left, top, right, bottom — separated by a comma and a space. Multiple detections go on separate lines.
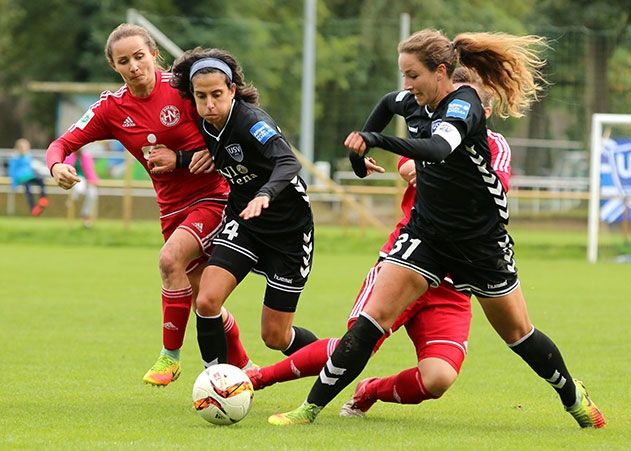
445, 99, 471, 120
122, 116, 136, 127
218, 165, 259, 186
160, 105, 181, 127
75, 109, 95, 130
249, 121, 278, 145
225, 143, 244, 162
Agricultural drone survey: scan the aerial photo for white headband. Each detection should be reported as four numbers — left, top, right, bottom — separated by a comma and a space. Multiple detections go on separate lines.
189, 58, 233, 81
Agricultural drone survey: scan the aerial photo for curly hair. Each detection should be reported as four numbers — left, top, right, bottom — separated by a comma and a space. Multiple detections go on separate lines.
398, 29, 549, 118
170, 47, 259, 105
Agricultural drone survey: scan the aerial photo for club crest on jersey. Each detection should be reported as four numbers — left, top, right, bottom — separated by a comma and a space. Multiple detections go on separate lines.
446, 99, 471, 120
225, 143, 244, 162
160, 105, 181, 127
250, 121, 278, 145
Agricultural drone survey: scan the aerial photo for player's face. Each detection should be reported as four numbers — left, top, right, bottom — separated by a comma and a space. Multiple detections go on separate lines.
399, 52, 443, 109
109, 36, 157, 97
192, 72, 236, 129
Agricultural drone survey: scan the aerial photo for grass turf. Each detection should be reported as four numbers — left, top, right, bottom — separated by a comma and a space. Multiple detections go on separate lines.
1, 218, 629, 449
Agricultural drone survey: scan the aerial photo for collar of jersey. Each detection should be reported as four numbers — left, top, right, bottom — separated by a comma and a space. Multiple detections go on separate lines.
202, 99, 236, 141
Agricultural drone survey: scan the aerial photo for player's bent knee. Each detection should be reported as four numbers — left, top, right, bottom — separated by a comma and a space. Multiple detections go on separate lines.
420, 367, 457, 398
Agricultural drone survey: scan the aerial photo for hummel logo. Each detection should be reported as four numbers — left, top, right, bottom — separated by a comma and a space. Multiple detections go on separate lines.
192, 222, 204, 233
163, 322, 178, 331
122, 116, 136, 127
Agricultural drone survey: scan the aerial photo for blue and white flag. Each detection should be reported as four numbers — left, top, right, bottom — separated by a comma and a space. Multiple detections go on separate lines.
600, 138, 631, 223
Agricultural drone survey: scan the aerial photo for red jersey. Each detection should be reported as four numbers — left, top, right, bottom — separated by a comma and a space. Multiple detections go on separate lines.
379, 130, 512, 257
46, 71, 229, 215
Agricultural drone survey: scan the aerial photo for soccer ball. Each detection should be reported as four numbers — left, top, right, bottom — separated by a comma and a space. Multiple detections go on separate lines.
192, 364, 254, 425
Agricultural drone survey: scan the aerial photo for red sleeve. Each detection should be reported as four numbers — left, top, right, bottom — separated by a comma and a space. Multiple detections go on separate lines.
397, 156, 411, 170
486, 130, 512, 192
46, 94, 112, 171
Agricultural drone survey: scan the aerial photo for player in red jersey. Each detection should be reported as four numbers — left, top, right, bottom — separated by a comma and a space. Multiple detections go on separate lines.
46, 24, 250, 386
248, 70, 511, 418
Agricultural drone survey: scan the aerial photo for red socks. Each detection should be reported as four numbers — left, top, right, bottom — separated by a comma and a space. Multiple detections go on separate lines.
369, 367, 436, 404
260, 338, 338, 387
161, 286, 193, 351
223, 310, 250, 369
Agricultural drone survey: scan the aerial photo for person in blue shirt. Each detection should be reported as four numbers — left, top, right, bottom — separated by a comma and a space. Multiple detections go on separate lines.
8, 138, 48, 216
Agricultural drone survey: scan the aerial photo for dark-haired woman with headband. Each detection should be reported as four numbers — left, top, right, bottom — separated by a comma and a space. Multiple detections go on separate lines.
170, 47, 318, 368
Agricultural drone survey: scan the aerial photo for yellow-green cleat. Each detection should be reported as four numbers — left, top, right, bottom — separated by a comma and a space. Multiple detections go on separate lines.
268, 402, 321, 425
142, 355, 181, 386
565, 379, 606, 428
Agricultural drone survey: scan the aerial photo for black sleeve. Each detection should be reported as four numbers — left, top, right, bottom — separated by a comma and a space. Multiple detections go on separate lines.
176, 150, 194, 169
358, 132, 454, 163
349, 91, 400, 178
255, 137, 302, 200
361, 91, 400, 132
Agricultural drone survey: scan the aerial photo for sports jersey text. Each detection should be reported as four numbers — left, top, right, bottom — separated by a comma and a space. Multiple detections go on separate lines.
217, 165, 259, 186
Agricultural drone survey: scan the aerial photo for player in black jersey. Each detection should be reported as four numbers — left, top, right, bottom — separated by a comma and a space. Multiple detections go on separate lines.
271, 29, 605, 429
170, 47, 318, 368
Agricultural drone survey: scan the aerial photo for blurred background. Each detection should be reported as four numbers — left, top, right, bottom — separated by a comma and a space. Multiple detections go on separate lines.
0, 0, 629, 253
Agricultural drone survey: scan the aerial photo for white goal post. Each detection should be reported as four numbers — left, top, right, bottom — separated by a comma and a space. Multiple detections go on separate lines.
587, 113, 631, 263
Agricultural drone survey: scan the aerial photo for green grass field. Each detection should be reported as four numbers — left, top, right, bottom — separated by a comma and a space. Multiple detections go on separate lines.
1, 218, 629, 449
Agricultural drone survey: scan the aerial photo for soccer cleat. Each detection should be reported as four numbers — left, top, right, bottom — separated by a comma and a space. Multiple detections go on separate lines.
31, 205, 42, 217
339, 377, 378, 417
268, 402, 321, 425
38, 197, 49, 208
142, 355, 181, 386
565, 379, 606, 428
244, 366, 266, 391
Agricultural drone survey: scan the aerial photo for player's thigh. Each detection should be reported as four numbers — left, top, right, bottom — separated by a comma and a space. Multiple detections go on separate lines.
364, 262, 429, 330
477, 285, 532, 343
405, 283, 471, 372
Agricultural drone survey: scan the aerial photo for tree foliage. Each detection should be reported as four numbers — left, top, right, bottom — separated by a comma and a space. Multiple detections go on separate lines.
0, 0, 629, 174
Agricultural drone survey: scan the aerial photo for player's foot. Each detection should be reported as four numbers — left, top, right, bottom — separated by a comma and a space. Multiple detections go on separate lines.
565, 379, 606, 428
31, 205, 42, 216
38, 197, 49, 208
339, 377, 377, 417
268, 402, 321, 425
245, 365, 271, 391
142, 355, 181, 386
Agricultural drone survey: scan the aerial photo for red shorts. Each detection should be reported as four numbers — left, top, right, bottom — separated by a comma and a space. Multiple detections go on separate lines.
160, 200, 226, 272
347, 261, 471, 371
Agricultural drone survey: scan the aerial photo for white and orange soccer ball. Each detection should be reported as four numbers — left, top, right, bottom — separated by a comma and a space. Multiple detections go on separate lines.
192, 364, 254, 425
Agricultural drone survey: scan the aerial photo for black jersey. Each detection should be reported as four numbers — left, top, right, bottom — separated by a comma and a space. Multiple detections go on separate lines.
360, 86, 508, 240
350, 90, 425, 176
198, 99, 312, 234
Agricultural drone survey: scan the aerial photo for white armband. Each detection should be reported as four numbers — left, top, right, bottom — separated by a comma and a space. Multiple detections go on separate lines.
433, 122, 462, 152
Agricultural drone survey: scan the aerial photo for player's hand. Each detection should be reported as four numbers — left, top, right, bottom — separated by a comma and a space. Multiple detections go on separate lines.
239, 194, 270, 220
365, 157, 385, 176
344, 131, 367, 156
51, 163, 81, 189
399, 159, 416, 187
147, 145, 175, 174
189, 149, 215, 174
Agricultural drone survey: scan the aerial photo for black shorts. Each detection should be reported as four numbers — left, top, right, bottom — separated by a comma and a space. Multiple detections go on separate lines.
384, 224, 519, 298
208, 213, 314, 312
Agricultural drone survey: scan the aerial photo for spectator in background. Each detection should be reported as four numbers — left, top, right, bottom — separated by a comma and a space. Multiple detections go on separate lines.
65, 147, 99, 228
8, 138, 48, 216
